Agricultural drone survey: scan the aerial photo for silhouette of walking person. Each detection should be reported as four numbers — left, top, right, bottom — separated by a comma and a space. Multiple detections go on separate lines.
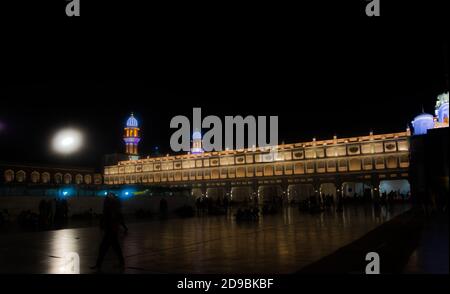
91, 193, 125, 272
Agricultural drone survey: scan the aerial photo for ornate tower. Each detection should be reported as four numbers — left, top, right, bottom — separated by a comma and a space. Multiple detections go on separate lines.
123, 113, 141, 156
191, 130, 203, 154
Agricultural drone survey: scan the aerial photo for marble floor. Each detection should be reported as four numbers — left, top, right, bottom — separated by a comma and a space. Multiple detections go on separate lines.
403, 212, 449, 274
0, 204, 410, 274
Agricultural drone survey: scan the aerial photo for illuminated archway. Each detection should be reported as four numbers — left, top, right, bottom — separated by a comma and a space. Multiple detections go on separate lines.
41, 172, 50, 184
379, 179, 410, 198
16, 170, 26, 183
4, 169, 14, 182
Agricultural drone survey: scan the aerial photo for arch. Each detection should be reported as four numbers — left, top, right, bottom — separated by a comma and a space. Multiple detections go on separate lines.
31, 171, 40, 183
84, 174, 92, 184
363, 158, 373, 170
211, 169, 220, 179
54, 173, 62, 184
63, 173, 72, 184
294, 162, 304, 174
206, 187, 227, 201
4, 169, 14, 182
399, 155, 409, 168
386, 156, 398, 169
236, 167, 246, 178
316, 161, 326, 173
191, 188, 203, 199
320, 183, 337, 206
326, 160, 336, 172
231, 186, 253, 202
348, 158, 362, 171
75, 174, 83, 184
320, 183, 337, 197
258, 185, 282, 202
379, 179, 410, 199
263, 165, 274, 176
16, 170, 26, 183
341, 182, 373, 200
287, 184, 315, 202
41, 172, 50, 184
338, 159, 348, 172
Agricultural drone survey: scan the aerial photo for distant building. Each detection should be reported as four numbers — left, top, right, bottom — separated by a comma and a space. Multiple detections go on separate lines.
0, 162, 102, 186
411, 92, 449, 135
409, 92, 449, 210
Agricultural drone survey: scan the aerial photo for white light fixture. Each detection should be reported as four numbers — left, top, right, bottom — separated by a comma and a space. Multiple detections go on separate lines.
52, 128, 84, 155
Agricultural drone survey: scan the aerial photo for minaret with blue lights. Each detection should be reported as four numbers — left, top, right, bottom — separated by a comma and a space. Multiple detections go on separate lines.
123, 113, 141, 158
191, 130, 203, 154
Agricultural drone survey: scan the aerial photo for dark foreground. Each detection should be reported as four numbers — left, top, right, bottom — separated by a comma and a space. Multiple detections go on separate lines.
0, 204, 419, 274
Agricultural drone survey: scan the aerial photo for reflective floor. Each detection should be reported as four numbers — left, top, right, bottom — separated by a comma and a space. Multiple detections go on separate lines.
0, 204, 410, 274
403, 212, 449, 274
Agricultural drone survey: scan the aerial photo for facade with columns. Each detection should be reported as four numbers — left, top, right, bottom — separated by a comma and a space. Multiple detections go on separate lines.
104, 130, 411, 201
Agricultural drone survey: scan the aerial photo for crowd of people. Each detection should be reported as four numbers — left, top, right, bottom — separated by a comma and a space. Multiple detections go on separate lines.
195, 196, 230, 216
380, 190, 411, 205
38, 198, 69, 228
12, 198, 70, 230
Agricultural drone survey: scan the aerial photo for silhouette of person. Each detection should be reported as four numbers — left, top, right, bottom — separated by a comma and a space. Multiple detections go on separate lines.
91, 193, 125, 271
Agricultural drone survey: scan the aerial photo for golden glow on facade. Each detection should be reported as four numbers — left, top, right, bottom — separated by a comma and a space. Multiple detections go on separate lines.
105, 131, 410, 185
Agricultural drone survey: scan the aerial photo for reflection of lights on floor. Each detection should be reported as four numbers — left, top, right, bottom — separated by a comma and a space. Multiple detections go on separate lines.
49, 230, 80, 274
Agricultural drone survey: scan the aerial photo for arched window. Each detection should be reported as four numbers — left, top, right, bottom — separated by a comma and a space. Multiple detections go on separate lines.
4, 169, 14, 182
386, 156, 398, 169
84, 174, 92, 184
294, 162, 305, 174
54, 173, 63, 184
31, 171, 40, 183
236, 167, 246, 177
64, 173, 72, 184
16, 170, 26, 183
75, 174, 83, 184
349, 158, 362, 171
41, 172, 50, 184
264, 165, 274, 176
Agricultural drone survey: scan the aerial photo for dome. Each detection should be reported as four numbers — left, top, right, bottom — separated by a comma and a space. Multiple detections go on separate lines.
192, 131, 202, 140
437, 102, 449, 123
126, 113, 138, 127
411, 113, 434, 135
435, 92, 449, 123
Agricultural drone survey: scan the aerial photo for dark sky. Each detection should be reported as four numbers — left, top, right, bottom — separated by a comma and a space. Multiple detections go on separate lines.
0, 1, 448, 168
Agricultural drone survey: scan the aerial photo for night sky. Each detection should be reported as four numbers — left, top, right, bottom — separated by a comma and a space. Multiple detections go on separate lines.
0, 2, 448, 168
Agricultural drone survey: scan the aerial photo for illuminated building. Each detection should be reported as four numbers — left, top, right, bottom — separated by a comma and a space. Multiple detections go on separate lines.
411, 92, 449, 135
435, 92, 449, 126
102, 93, 448, 202
1, 163, 102, 186
123, 113, 141, 159
104, 130, 411, 201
